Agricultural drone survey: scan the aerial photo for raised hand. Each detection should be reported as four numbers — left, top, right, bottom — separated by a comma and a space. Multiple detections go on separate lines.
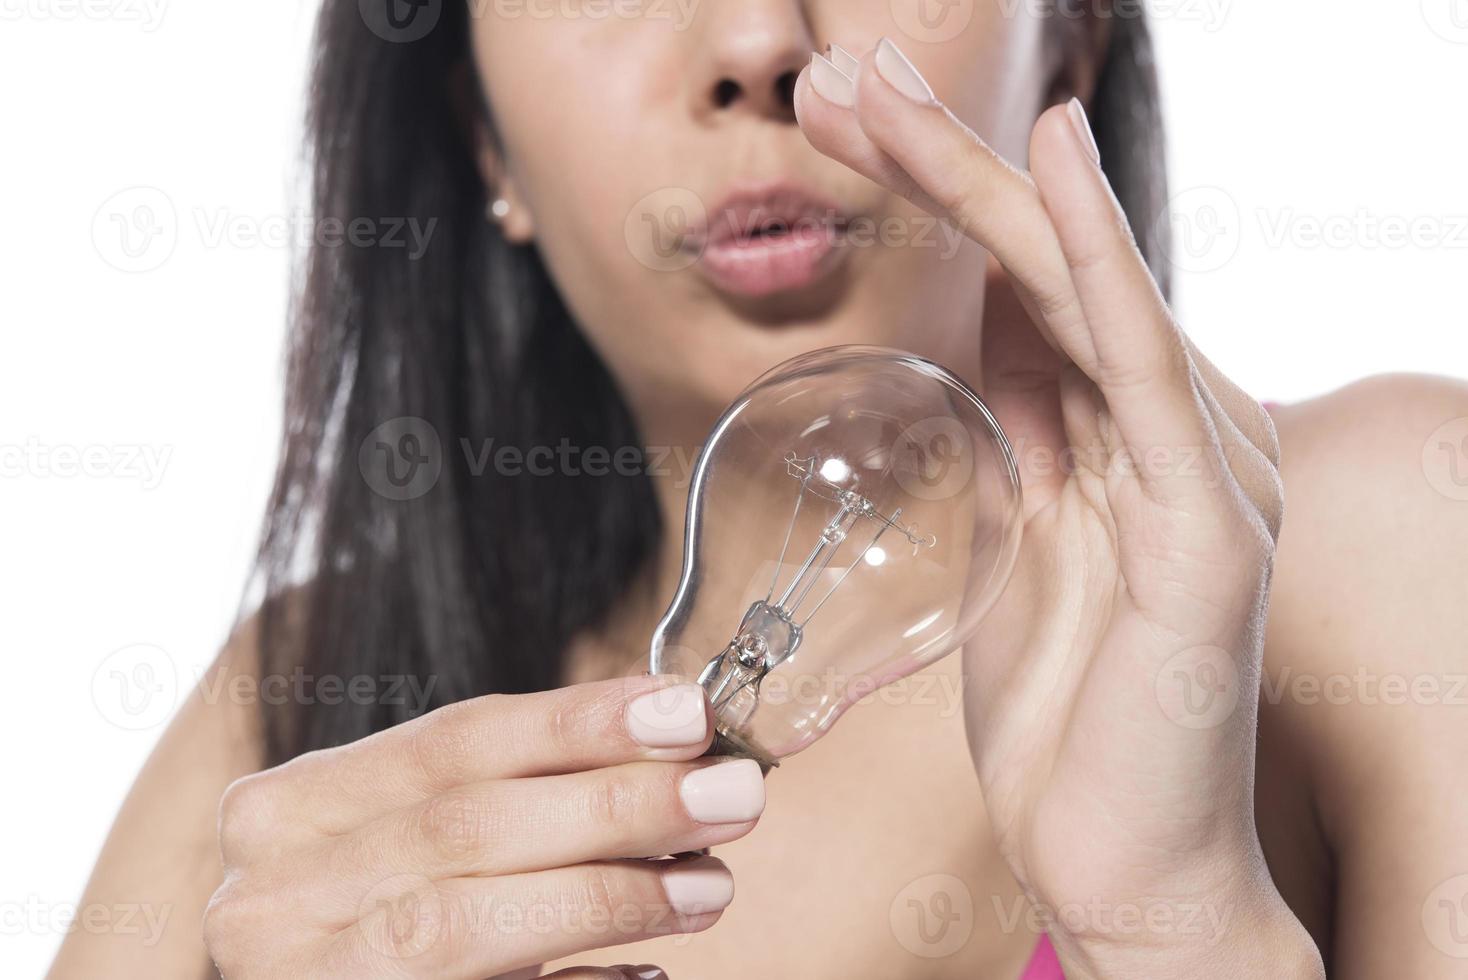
797, 39, 1320, 979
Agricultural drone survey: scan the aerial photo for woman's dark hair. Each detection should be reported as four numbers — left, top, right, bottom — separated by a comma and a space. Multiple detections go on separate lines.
250, 1, 1170, 765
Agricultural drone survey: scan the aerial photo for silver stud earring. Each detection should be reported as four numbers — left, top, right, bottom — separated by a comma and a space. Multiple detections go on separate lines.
488, 198, 511, 222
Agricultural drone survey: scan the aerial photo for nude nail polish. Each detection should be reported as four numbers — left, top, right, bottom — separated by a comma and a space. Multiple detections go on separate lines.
613, 968, 666, 980
1067, 97, 1101, 165
626, 683, 707, 748
875, 37, 936, 104
809, 52, 855, 108
679, 758, 765, 824
662, 858, 736, 916
828, 42, 861, 76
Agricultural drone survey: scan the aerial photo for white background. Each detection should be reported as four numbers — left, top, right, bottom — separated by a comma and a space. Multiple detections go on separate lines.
2, 0, 1465, 973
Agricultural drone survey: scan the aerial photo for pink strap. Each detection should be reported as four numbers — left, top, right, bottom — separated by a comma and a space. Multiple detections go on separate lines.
1019, 935, 1064, 980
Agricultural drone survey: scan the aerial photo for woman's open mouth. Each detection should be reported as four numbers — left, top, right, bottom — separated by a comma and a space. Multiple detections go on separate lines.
694, 184, 851, 299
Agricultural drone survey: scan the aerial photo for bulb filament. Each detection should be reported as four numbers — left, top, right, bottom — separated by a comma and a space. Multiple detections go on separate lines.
698, 453, 936, 731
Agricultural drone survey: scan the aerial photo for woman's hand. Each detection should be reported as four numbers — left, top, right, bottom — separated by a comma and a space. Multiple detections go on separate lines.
203, 677, 763, 979
797, 40, 1321, 979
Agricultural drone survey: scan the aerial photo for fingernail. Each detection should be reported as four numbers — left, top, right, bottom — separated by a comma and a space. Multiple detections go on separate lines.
662, 857, 736, 916
1066, 97, 1101, 166
614, 968, 667, 980
828, 42, 861, 76
809, 52, 855, 108
875, 37, 936, 104
679, 758, 765, 824
626, 684, 707, 748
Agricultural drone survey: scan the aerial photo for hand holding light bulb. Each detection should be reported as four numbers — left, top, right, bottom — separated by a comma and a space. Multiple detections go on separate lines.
791, 40, 1320, 978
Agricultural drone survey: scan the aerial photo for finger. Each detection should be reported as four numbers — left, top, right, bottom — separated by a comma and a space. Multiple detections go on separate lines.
544, 966, 668, 980
797, 42, 1078, 354
1032, 108, 1280, 539
803, 39, 1224, 491
1192, 378, 1285, 539
978, 268, 1072, 501
232, 677, 715, 846
1022, 94, 1279, 520
795, 52, 947, 220
1186, 337, 1282, 468
320, 759, 764, 895
329, 856, 731, 980
1017, 95, 1279, 508
1026, 101, 1218, 484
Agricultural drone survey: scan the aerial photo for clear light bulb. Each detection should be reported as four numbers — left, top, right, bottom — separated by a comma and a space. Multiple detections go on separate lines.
649, 346, 1023, 769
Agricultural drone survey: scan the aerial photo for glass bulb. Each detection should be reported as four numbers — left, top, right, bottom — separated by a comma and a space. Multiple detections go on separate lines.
649, 346, 1023, 768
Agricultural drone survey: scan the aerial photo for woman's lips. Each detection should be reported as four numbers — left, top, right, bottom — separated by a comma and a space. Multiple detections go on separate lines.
699, 224, 843, 297
693, 187, 850, 299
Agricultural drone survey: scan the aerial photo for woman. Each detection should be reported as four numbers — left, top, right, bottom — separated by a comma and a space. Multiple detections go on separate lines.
51, 1, 1468, 978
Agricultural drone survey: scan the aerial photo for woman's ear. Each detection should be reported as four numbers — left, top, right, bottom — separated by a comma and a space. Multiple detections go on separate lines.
1046, 0, 1115, 107
448, 61, 536, 244
474, 140, 536, 244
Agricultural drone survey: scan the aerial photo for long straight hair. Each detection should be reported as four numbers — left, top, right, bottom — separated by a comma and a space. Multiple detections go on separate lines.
252, 2, 1170, 765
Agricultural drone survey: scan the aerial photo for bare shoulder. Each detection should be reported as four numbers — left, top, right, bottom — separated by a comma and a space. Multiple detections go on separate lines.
47, 606, 274, 979
1267, 373, 1468, 665
1261, 374, 1468, 976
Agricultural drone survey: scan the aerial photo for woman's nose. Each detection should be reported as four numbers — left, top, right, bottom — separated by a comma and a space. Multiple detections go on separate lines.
689, 0, 817, 123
